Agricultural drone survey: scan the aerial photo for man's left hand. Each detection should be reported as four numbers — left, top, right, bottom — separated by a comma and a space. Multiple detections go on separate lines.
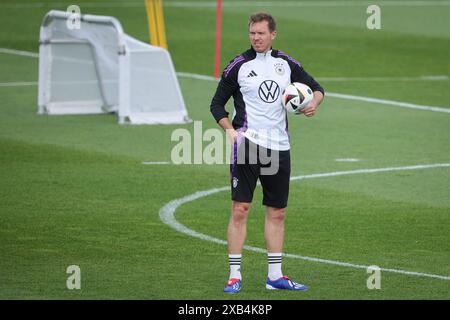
297, 101, 318, 117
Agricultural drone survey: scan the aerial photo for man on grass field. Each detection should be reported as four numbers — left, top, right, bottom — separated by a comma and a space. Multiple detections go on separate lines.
210, 12, 325, 293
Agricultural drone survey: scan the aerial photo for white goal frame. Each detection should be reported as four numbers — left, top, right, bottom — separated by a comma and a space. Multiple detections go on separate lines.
38, 10, 191, 125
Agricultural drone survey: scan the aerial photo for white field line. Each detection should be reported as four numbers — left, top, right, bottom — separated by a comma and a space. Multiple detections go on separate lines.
317, 75, 449, 82
1, 48, 449, 113
142, 161, 171, 165
335, 158, 361, 162
176, 72, 450, 114
159, 163, 450, 281
326, 92, 450, 114
176, 72, 450, 82
0, 48, 39, 58
2, 1, 450, 8
0, 81, 38, 87
1, 47, 449, 280
176, 72, 218, 82
291, 163, 450, 181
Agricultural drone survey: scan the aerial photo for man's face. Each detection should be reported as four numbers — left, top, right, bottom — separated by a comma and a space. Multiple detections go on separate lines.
249, 20, 276, 53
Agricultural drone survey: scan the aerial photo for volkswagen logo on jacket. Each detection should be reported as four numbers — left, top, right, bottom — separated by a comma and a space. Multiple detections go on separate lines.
258, 80, 280, 103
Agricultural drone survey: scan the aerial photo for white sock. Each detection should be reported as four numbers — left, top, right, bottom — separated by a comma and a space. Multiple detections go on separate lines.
229, 254, 242, 280
268, 253, 283, 280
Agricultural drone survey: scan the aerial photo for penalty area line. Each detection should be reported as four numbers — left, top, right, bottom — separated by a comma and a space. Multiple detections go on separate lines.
159, 162, 450, 281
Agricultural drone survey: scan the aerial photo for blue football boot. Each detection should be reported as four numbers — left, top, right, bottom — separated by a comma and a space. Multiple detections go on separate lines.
266, 276, 309, 291
223, 278, 241, 293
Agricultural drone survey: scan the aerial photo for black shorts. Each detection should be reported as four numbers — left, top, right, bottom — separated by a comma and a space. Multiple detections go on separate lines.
230, 137, 291, 208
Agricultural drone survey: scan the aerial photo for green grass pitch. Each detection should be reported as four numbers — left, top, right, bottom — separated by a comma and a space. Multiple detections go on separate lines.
0, 0, 449, 299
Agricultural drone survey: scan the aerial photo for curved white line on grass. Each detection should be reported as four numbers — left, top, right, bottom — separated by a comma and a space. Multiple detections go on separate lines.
1, 47, 448, 279
159, 163, 450, 281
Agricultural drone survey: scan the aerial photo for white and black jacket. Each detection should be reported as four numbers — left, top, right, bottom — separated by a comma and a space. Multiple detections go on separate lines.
210, 47, 324, 151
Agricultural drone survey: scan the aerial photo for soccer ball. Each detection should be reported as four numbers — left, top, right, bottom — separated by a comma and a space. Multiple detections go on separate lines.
282, 82, 313, 113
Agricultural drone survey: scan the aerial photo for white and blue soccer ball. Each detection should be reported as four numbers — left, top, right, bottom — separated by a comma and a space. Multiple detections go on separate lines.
282, 82, 313, 113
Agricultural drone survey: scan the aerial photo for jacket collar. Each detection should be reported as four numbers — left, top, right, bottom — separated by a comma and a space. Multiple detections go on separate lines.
250, 46, 275, 57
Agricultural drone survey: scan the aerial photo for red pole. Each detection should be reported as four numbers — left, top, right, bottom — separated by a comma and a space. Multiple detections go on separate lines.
214, 0, 222, 80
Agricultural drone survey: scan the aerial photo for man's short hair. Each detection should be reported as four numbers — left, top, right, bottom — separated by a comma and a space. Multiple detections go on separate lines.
248, 12, 276, 32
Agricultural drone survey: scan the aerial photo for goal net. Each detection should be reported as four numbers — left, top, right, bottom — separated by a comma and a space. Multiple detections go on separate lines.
38, 10, 191, 124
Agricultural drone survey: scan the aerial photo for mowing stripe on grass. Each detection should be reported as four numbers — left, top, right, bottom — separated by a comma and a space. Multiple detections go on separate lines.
159, 163, 450, 281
